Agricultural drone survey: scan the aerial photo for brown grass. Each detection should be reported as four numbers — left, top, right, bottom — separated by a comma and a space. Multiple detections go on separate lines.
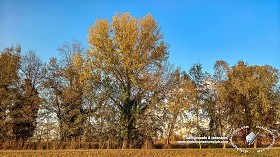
0, 148, 280, 157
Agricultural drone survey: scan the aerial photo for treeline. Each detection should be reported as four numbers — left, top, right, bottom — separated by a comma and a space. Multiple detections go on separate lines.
0, 13, 279, 149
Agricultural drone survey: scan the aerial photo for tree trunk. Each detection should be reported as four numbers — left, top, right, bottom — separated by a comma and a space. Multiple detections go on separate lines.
122, 139, 128, 149
107, 139, 110, 149
142, 136, 154, 149
99, 137, 102, 149
121, 97, 136, 149
223, 143, 226, 149
121, 120, 135, 149
254, 138, 257, 149
198, 142, 202, 149
164, 114, 177, 149
164, 138, 171, 149
164, 125, 173, 148
195, 102, 201, 149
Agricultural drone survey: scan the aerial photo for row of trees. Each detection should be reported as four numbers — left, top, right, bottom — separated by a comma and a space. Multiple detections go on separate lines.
0, 13, 279, 149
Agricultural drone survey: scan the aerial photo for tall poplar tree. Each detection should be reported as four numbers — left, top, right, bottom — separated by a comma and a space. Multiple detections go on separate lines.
75, 13, 171, 148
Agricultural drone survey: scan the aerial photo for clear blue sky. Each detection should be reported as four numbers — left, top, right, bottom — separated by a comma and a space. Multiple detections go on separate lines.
0, 0, 279, 74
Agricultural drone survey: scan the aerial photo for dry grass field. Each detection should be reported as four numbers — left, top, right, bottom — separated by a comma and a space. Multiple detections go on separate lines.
0, 148, 280, 157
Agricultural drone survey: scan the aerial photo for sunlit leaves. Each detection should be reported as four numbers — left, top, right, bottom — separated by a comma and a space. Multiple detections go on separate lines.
214, 60, 280, 128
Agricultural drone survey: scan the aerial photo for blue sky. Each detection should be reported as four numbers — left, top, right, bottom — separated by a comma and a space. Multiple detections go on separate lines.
0, 0, 279, 74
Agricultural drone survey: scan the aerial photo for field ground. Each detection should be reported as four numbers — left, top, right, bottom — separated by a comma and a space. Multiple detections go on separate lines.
0, 148, 280, 157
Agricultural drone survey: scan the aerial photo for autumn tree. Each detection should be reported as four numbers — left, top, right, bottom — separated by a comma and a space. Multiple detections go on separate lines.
135, 63, 178, 149
75, 13, 171, 148
188, 63, 210, 148
215, 60, 280, 148
0, 46, 21, 147
164, 69, 196, 148
43, 41, 86, 147
212, 60, 231, 138
59, 42, 86, 147
17, 50, 43, 138
0, 46, 43, 149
